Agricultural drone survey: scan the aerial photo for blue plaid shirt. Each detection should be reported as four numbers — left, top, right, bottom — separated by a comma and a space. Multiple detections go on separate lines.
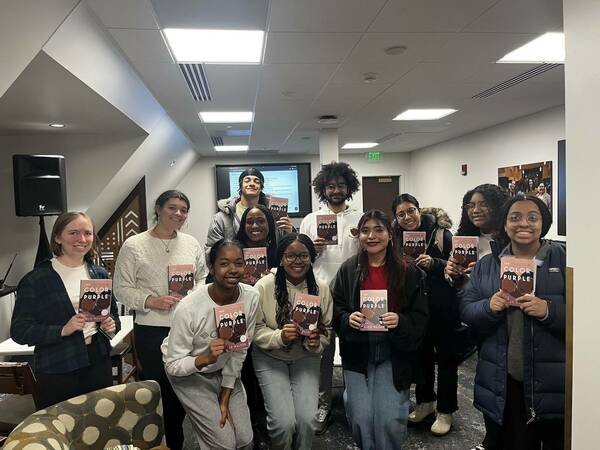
11, 259, 121, 374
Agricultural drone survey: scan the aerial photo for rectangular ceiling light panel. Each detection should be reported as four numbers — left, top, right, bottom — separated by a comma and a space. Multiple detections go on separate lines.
342, 142, 379, 149
199, 111, 253, 123
498, 32, 565, 64
164, 28, 265, 64
215, 145, 249, 152
393, 109, 457, 121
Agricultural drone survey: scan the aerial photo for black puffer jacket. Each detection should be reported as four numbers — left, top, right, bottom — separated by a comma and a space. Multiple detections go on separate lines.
393, 211, 459, 325
461, 241, 566, 425
332, 255, 429, 391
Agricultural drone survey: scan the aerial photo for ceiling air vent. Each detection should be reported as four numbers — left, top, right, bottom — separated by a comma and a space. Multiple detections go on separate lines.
472, 64, 561, 99
211, 136, 224, 146
376, 132, 401, 144
179, 64, 212, 102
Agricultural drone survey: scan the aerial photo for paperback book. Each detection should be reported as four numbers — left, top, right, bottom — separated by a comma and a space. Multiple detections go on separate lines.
451, 236, 479, 269
168, 264, 194, 299
242, 247, 268, 285
500, 256, 536, 306
292, 292, 321, 336
402, 231, 426, 258
316, 214, 338, 245
359, 289, 388, 332
79, 279, 112, 322
268, 196, 289, 222
214, 303, 248, 351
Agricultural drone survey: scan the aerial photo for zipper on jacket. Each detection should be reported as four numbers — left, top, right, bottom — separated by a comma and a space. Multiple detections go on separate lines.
526, 320, 536, 424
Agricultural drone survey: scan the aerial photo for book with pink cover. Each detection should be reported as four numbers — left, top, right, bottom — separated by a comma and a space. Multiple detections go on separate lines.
292, 292, 321, 336
500, 256, 536, 306
402, 231, 426, 258
359, 289, 388, 332
268, 196, 289, 222
452, 236, 479, 269
214, 303, 248, 351
316, 214, 338, 245
242, 247, 268, 285
168, 264, 194, 299
79, 279, 112, 322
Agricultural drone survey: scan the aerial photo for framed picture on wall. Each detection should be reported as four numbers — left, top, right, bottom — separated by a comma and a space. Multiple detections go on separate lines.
498, 161, 553, 213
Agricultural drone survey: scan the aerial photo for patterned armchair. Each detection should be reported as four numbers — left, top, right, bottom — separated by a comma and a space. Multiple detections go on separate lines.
3, 380, 165, 450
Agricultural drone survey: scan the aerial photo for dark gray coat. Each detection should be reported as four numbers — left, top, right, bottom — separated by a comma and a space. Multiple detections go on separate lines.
460, 240, 566, 425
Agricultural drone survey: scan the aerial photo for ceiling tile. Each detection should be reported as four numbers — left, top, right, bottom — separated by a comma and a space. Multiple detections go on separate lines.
465, 0, 563, 33
88, 0, 159, 29
264, 32, 361, 64
269, 0, 387, 32
369, 0, 498, 33
109, 29, 173, 62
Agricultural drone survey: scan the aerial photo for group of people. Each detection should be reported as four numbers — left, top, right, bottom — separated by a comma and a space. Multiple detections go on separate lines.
10, 161, 565, 450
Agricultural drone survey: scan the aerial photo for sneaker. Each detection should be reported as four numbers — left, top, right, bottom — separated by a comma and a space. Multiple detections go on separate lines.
407, 401, 436, 424
430, 412, 453, 436
314, 406, 332, 435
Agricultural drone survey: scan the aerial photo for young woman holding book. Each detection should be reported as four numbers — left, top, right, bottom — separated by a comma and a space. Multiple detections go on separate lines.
444, 183, 509, 450
163, 239, 259, 450
113, 190, 207, 450
461, 194, 565, 450
332, 209, 428, 450
391, 194, 459, 436
252, 233, 333, 450
236, 204, 279, 273
11, 212, 120, 408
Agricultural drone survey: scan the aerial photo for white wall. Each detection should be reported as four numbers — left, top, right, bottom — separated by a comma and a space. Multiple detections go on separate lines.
0, 133, 145, 285
564, 0, 600, 447
177, 152, 411, 247
409, 106, 565, 238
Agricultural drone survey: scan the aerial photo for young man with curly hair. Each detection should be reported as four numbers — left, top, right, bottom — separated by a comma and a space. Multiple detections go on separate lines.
299, 161, 363, 434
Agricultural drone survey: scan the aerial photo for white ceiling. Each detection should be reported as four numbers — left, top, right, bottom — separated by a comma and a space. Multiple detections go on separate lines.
0, 51, 146, 136
88, 0, 564, 155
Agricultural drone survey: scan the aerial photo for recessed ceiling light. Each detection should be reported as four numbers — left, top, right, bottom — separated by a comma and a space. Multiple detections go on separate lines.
199, 112, 253, 123
342, 142, 379, 149
393, 109, 458, 121
163, 28, 265, 64
497, 32, 565, 64
214, 145, 249, 152
49, 123, 65, 128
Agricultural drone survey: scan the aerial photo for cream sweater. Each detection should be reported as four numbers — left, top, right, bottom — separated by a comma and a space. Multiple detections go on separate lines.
161, 283, 259, 389
113, 230, 207, 327
253, 270, 332, 360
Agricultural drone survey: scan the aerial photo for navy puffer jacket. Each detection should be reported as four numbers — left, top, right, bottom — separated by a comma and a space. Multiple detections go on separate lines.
460, 240, 565, 425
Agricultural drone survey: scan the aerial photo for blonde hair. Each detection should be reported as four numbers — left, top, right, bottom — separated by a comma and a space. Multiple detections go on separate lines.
51, 212, 98, 259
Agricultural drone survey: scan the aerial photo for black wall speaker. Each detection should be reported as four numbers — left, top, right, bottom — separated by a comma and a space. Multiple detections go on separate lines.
13, 155, 67, 217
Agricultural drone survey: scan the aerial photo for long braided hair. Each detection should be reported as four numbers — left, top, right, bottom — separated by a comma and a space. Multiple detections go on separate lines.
274, 233, 319, 328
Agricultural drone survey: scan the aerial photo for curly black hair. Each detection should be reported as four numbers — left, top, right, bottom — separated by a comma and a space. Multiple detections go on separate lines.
456, 184, 509, 236
274, 233, 319, 329
495, 193, 552, 247
236, 204, 278, 268
312, 161, 360, 203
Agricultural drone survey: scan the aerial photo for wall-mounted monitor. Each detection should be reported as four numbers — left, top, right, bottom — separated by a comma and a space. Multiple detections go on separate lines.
215, 163, 313, 218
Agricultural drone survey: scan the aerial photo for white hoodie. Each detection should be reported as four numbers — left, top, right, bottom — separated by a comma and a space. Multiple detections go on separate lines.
299, 205, 363, 285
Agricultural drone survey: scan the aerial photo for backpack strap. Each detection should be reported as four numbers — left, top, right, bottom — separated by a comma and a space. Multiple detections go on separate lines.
435, 228, 445, 254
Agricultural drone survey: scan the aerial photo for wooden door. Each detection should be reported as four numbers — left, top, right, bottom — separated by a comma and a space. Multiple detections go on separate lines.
361, 176, 400, 213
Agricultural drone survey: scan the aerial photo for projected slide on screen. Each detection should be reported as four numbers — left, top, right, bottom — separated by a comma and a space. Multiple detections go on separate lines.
229, 167, 300, 213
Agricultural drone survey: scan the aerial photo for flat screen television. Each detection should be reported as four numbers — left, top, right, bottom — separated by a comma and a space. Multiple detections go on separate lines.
215, 163, 313, 218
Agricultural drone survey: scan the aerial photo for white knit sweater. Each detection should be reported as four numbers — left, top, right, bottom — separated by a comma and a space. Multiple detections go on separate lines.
161, 283, 259, 389
113, 230, 207, 327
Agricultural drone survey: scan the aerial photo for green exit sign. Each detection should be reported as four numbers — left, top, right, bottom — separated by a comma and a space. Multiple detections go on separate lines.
367, 151, 381, 161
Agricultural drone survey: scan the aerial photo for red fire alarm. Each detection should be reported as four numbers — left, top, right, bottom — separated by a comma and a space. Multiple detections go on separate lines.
461, 164, 467, 176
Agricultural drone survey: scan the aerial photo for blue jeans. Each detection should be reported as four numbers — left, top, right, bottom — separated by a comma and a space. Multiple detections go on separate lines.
344, 361, 410, 450
253, 348, 320, 450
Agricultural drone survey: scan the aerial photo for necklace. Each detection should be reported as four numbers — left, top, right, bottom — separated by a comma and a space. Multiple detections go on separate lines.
153, 228, 176, 253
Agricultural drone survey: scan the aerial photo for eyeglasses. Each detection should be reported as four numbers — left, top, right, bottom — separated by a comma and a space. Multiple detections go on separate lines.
507, 213, 541, 224
396, 207, 418, 219
283, 253, 311, 263
464, 202, 489, 211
